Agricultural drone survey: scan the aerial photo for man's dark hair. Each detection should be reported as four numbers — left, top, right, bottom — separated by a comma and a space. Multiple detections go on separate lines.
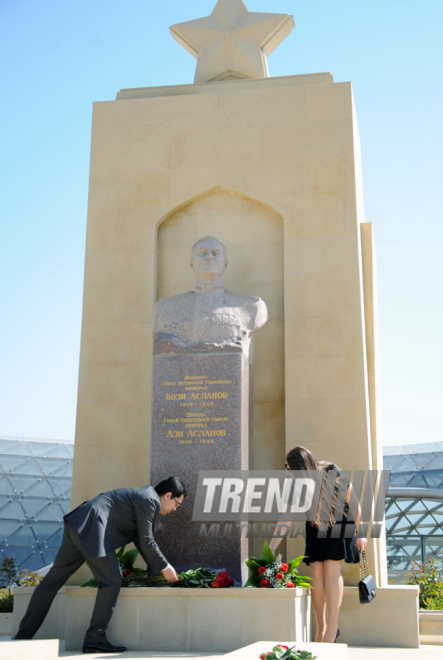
154, 476, 187, 499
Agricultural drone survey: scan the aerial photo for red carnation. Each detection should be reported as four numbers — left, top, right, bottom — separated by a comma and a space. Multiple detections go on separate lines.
258, 566, 266, 575
259, 579, 270, 588
276, 572, 284, 580
281, 563, 289, 572
286, 581, 295, 588
211, 580, 220, 588
259, 654, 271, 659
218, 571, 230, 577
227, 577, 234, 587
122, 569, 132, 577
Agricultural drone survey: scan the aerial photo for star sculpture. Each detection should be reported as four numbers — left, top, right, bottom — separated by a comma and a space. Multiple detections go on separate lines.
170, 0, 295, 84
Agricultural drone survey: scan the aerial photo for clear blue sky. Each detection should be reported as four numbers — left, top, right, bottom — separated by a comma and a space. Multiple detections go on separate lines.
0, 0, 442, 446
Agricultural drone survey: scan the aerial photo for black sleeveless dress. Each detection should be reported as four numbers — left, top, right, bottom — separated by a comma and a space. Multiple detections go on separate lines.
302, 465, 359, 566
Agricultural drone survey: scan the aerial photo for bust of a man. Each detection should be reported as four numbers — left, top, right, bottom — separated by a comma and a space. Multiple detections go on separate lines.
153, 236, 267, 360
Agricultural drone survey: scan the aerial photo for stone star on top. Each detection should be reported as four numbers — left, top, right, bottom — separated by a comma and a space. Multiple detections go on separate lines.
170, 0, 295, 84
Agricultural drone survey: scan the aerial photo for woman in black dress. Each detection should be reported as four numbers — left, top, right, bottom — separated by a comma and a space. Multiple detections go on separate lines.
270, 446, 367, 644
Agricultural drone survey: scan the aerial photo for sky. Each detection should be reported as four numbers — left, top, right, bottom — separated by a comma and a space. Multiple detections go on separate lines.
0, 0, 442, 447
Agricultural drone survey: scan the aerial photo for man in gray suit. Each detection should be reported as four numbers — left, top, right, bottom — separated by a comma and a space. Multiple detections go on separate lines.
15, 476, 186, 653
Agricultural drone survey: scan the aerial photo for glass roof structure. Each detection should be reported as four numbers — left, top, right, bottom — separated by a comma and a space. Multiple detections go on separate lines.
384, 442, 443, 582
0, 436, 73, 571
384, 442, 443, 489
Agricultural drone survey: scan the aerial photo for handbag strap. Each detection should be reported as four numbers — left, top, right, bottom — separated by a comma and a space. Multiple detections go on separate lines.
359, 550, 369, 580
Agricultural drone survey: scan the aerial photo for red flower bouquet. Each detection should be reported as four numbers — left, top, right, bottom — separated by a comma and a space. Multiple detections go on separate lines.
258, 645, 316, 660
211, 571, 235, 588
244, 542, 311, 589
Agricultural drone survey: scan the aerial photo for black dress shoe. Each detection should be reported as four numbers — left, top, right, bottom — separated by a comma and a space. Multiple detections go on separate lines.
82, 639, 127, 653
334, 628, 340, 643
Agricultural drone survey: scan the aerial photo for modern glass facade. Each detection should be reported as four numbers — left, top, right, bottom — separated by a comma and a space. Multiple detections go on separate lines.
0, 436, 73, 571
384, 442, 443, 582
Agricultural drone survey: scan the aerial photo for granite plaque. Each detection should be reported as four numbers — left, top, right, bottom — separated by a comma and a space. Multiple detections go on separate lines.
150, 350, 251, 583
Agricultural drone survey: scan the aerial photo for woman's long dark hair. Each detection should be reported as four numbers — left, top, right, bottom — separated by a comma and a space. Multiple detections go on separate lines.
286, 446, 341, 528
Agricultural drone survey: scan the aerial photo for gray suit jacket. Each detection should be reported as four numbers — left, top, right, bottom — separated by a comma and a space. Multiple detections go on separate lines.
65, 485, 168, 574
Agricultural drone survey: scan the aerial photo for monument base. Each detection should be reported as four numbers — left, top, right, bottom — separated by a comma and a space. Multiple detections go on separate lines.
336, 586, 419, 648
11, 587, 66, 640
11, 585, 421, 651
64, 586, 310, 652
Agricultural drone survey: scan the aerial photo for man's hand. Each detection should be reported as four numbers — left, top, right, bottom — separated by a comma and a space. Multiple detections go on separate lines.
161, 566, 179, 582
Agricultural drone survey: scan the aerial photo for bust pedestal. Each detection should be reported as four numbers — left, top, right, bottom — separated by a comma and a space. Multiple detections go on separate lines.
150, 345, 252, 583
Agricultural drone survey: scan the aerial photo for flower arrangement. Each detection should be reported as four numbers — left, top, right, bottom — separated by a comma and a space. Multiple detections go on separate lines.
173, 567, 217, 588
244, 542, 311, 589
211, 571, 235, 588
81, 547, 235, 589
259, 645, 316, 660
173, 567, 234, 588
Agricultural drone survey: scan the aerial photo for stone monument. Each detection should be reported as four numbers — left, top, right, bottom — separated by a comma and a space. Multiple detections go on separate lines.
65, 0, 423, 648
71, 0, 386, 588
150, 236, 267, 581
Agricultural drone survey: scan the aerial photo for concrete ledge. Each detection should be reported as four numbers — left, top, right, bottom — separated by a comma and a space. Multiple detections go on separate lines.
419, 610, 443, 646
0, 639, 61, 660
225, 641, 347, 659
116, 73, 334, 100
338, 586, 419, 648
12, 587, 66, 640
0, 613, 12, 637
65, 586, 311, 652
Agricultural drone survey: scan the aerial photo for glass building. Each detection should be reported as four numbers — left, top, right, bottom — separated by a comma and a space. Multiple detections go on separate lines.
384, 442, 443, 582
0, 436, 73, 571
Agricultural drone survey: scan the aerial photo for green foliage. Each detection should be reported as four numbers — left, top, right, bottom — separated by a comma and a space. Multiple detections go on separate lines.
0, 589, 14, 613
0, 557, 18, 598
80, 577, 99, 588
405, 556, 443, 609
0, 557, 44, 612
244, 542, 311, 589
425, 596, 443, 610
262, 541, 276, 564
259, 644, 316, 660
173, 567, 218, 588
17, 569, 43, 587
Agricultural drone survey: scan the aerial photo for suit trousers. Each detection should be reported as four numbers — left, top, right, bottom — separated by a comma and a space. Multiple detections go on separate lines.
15, 522, 123, 643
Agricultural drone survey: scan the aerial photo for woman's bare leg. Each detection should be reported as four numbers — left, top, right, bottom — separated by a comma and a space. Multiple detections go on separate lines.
309, 562, 327, 642
322, 559, 344, 643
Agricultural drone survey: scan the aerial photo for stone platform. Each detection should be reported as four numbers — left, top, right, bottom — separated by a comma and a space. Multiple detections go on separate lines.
3, 638, 443, 660
64, 587, 310, 652
12, 585, 421, 651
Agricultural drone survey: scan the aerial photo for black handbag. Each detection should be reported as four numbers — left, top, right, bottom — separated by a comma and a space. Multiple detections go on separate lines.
358, 550, 377, 604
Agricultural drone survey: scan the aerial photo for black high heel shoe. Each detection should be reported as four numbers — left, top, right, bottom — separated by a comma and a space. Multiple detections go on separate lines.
334, 629, 340, 643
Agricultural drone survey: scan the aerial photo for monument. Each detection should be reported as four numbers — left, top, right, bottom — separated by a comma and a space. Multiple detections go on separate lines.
67, 1, 420, 648
9, 0, 421, 651
71, 0, 385, 583
150, 236, 267, 581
